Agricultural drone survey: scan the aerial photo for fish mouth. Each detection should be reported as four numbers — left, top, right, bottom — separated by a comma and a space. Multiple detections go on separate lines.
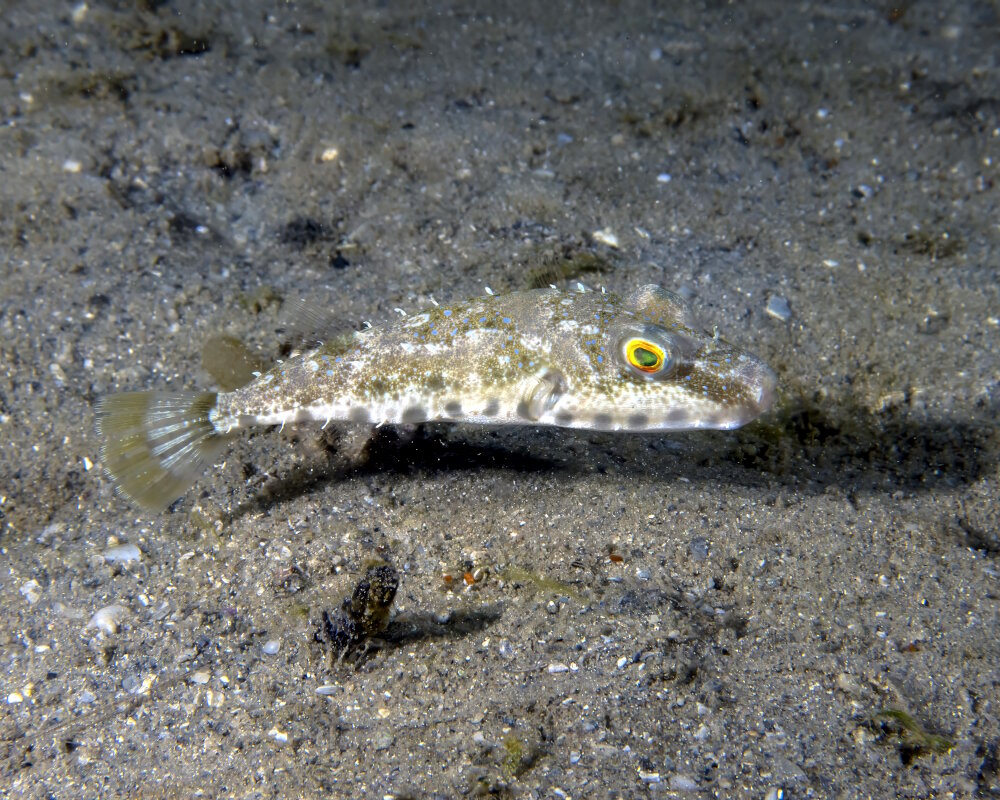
721, 360, 777, 428
672, 352, 777, 430
749, 363, 777, 417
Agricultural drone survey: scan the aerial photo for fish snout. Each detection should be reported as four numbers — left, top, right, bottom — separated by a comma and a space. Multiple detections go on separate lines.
741, 359, 777, 420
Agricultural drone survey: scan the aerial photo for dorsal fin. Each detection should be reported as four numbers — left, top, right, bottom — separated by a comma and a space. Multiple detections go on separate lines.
278, 298, 359, 354
522, 248, 613, 291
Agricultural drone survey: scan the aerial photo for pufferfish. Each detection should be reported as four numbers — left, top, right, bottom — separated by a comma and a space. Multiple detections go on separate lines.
95, 285, 776, 510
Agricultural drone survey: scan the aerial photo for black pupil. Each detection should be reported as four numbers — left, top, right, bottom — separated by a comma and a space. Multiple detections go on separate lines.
634, 347, 658, 368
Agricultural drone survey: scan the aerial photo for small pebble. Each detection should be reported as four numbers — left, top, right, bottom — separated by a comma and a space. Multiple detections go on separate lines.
262, 639, 281, 655
547, 663, 569, 674
103, 543, 142, 564
639, 771, 661, 784
87, 604, 125, 634
268, 726, 289, 744
7, 692, 23, 704
765, 295, 792, 322
315, 685, 339, 696
592, 228, 619, 248
122, 675, 143, 694
49, 363, 67, 384
191, 670, 210, 685
669, 774, 698, 791
656, 173, 672, 183
205, 689, 224, 707
20, 580, 41, 605
689, 537, 709, 562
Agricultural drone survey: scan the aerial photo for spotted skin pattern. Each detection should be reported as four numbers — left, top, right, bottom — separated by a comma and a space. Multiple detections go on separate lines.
212, 285, 776, 433
96, 285, 776, 509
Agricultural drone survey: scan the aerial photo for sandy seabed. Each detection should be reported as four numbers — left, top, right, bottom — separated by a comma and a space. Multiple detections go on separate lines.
1, 2, 998, 797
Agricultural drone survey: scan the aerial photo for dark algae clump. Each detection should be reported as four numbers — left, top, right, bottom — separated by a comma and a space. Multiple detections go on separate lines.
315, 562, 399, 658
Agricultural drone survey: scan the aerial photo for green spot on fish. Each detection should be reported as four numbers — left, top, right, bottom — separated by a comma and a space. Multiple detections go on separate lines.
633, 347, 658, 368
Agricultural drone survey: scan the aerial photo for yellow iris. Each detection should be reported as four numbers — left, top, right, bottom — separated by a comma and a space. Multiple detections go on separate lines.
626, 339, 666, 373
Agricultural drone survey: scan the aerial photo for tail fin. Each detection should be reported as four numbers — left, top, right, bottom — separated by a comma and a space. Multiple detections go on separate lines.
95, 391, 228, 511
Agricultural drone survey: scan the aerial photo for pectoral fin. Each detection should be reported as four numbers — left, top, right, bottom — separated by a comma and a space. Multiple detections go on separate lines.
518, 369, 566, 421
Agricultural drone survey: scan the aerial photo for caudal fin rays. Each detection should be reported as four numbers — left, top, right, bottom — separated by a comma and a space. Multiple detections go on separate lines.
95, 391, 229, 511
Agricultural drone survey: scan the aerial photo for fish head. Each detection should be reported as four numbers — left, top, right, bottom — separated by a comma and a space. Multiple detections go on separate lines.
532, 285, 776, 431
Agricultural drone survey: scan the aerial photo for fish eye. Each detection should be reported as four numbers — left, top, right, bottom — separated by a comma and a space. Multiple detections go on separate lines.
625, 339, 668, 374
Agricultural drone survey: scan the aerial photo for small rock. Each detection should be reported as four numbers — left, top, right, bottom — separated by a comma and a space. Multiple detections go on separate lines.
766, 295, 792, 322
592, 228, 620, 248
103, 544, 142, 565
20, 580, 41, 605
669, 774, 698, 791
689, 537, 709, 561
87, 605, 125, 634
262, 639, 281, 655
771, 755, 807, 784
268, 726, 289, 744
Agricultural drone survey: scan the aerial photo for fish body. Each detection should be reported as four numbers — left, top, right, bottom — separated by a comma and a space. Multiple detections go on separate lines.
96, 285, 776, 510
